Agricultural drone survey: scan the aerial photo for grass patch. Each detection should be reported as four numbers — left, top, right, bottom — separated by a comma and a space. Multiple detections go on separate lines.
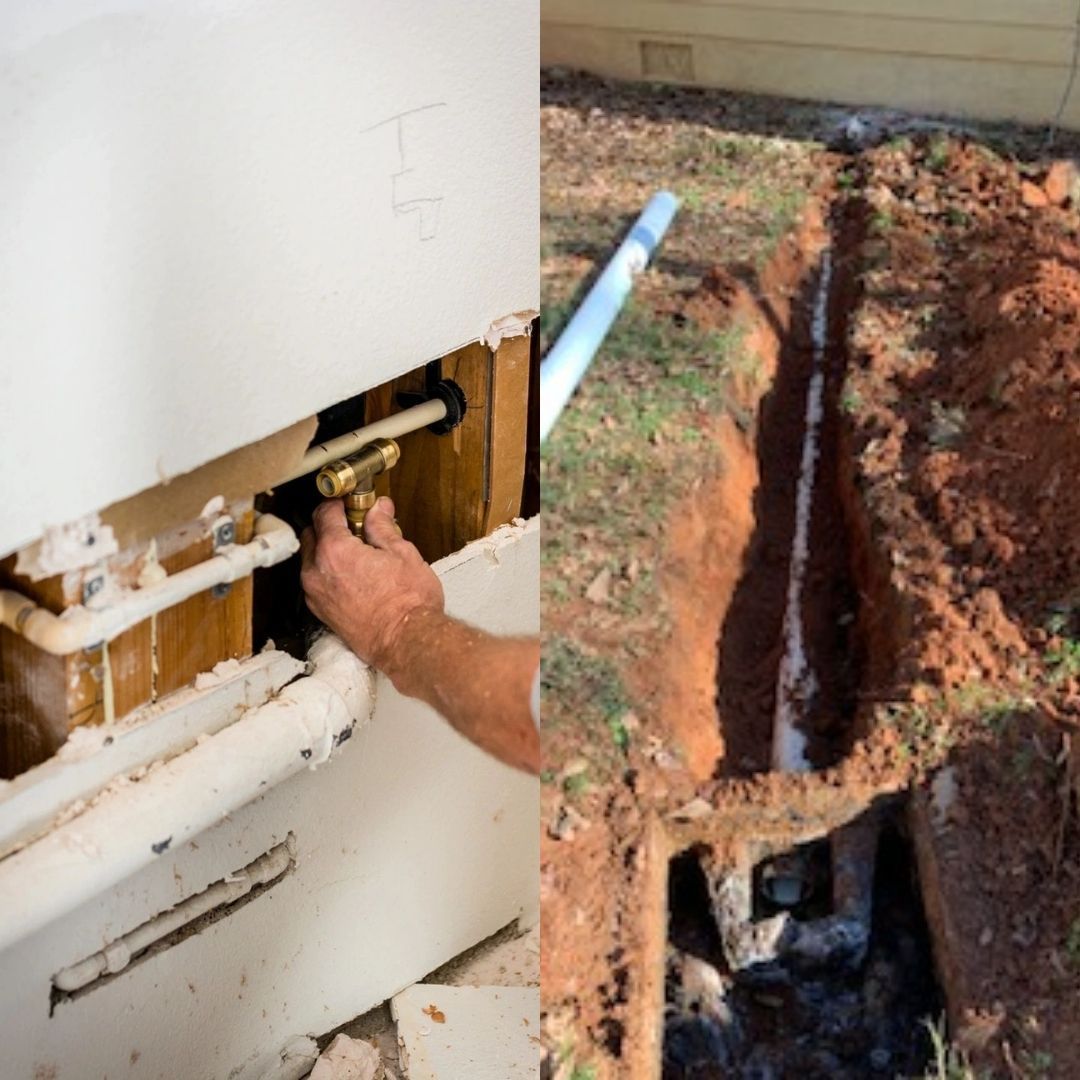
542, 635, 635, 775
540, 75, 819, 783
541, 299, 749, 577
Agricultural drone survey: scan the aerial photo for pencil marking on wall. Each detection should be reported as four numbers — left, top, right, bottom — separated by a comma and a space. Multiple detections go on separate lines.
361, 103, 448, 241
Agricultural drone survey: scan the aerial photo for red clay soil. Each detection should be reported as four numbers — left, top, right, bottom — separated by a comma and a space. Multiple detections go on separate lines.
845, 135, 1080, 1077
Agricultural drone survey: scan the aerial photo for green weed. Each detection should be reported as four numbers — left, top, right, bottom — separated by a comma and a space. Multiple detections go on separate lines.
926, 135, 951, 172
921, 1015, 976, 1080
1045, 638, 1080, 684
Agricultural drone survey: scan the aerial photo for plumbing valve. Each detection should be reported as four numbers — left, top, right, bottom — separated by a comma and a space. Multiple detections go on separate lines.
315, 437, 400, 539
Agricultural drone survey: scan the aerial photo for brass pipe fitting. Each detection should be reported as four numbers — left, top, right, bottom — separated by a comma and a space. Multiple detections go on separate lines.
315, 438, 401, 538
343, 488, 377, 536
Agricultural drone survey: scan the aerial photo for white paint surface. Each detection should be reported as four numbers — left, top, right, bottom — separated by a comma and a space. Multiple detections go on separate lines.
392, 985, 541, 1080
0, 0, 539, 558
0, 518, 539, 1080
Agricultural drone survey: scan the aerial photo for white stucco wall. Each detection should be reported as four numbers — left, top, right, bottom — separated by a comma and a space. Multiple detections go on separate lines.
0, 1, 539, 558
0, 519, 539, 1080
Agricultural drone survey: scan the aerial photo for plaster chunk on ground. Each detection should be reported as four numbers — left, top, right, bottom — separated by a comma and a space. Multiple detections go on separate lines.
392, 984, 540, 1079
311, 1033, 383, 1080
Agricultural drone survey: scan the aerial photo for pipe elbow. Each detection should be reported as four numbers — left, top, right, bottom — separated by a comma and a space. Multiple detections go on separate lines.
19, 605, 100, 656
251, 513, 300, 566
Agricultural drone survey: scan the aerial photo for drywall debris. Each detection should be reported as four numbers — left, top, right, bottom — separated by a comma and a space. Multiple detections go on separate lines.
584, 566, 612, 605
311, 1034, 384, 1080
15, 514, 119, 581
199, 495, 225, 520
193, 658, 244, 690
57, 727, 110, 762
266, 1036, 320, 1080
391, 984, 541, 1079
482, 310, 537, 350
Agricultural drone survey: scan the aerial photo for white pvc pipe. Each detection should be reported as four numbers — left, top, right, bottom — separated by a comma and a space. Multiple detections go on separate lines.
53, 841, 293, 992
772, 251, 834, 773
0, 513, 298, 656
540, 191, 680, 443
279, 398, 447, 485
0, 634, 373, 954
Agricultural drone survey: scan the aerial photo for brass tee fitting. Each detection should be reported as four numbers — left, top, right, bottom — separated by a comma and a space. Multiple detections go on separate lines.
315, 438, 401, 538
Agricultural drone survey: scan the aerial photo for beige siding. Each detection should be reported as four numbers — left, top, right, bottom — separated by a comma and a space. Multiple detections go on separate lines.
542, 0, 1080, 129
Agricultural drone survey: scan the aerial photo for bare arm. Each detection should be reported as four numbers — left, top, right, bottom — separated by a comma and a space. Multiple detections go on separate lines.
300, 497, 539, 774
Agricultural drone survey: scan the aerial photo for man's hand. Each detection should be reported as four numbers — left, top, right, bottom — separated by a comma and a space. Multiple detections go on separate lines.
300, 497, 444, 676
301, 494, 539, 774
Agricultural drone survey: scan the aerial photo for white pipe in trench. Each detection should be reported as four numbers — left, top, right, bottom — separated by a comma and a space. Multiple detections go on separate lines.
771, 251, 834, 773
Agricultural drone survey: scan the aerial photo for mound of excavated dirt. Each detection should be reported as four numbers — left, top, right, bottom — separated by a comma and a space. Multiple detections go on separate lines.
845, 134, 1080, 1077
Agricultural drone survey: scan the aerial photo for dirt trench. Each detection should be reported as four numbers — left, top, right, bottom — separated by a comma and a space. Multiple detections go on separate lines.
658, 198, 948, 1079
550, 185, 973, 1080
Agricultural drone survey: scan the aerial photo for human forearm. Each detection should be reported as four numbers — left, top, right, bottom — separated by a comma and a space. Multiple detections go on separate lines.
301, 498, 540, 776
381, 609, 540, 775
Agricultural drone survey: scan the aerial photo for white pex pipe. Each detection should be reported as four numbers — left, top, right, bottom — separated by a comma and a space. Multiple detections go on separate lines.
539, 191, 680, 443
771, 251, 834, 773
0, 634, 372, 954
278, 397, 447, 485
0, 513, 298, 657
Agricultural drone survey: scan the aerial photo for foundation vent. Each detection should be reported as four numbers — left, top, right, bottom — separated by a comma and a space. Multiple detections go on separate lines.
640, 40, 694, 82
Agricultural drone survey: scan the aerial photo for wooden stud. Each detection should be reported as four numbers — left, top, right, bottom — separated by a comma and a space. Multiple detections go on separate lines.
483, 333, 532, 535
154, 506, 254, 698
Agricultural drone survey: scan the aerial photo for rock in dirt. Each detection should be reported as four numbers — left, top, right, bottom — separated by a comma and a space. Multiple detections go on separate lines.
1020, 180, 1049, 208
310, 1034, 383, 1080
930, 766, 958, 830
1044, 160, 1080, 206
548, 803, 589, 842
584, 566, 612, 604
670, 796, 713, 822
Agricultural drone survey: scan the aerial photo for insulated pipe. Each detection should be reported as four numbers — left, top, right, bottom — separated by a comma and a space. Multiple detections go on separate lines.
0, 514, 298, 657
0, 634, 372, 954
539, 191, 680, 443
279, 398, 447, 485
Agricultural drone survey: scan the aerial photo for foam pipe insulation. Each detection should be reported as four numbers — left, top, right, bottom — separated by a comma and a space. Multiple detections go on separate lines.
0, 635, 373, 953
0, 514, 298, 656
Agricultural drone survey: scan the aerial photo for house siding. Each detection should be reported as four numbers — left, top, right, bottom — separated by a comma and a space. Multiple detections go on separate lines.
542, 0, 1080, 128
